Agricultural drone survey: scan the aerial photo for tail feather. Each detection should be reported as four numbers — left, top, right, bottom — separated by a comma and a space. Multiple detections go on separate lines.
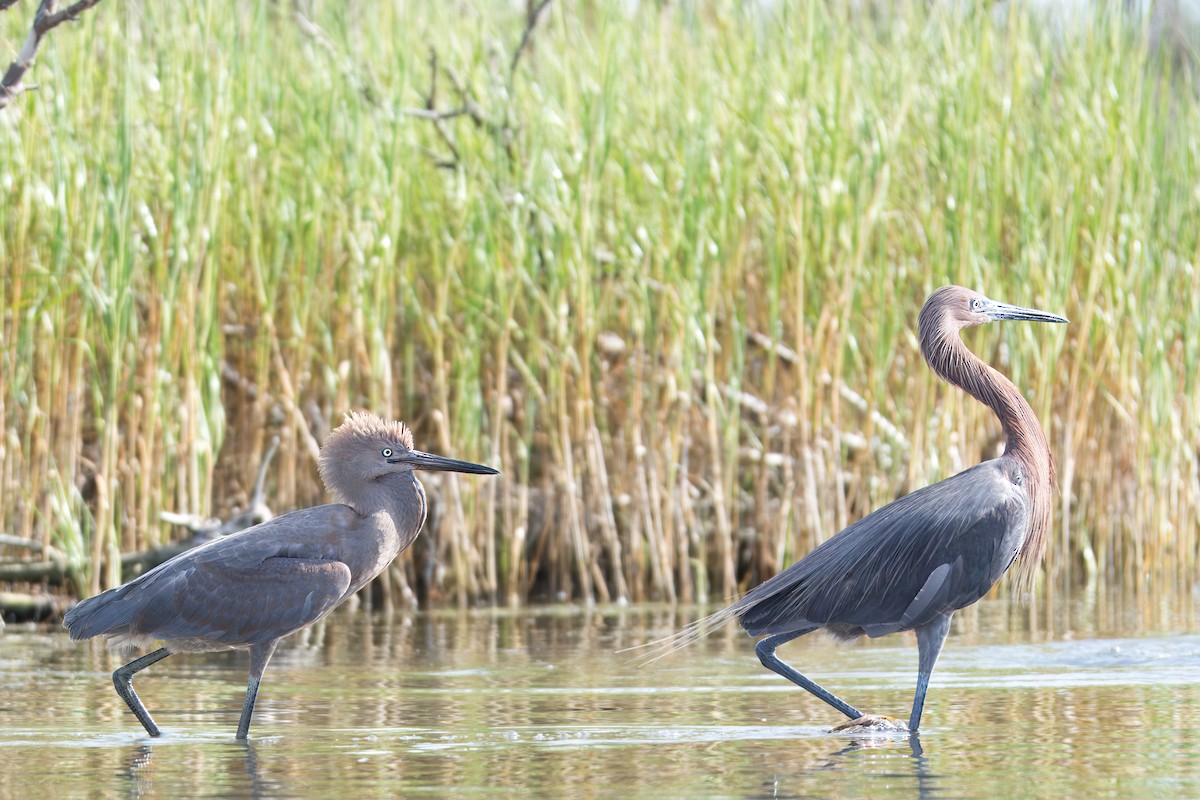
62, 586, 136, 641
620, 604, 746, 665
622, 569, 826, 664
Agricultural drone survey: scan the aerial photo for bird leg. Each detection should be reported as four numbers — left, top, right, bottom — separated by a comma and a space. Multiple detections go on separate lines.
755, 629, 864, 721
908, 614, 952, 732
113, 647, 173, 737
236, 639, 279, 740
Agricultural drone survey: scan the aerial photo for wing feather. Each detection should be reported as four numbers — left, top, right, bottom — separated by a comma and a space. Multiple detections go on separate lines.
737, 460, 1027, 636
628, 459, 1029, 662
142, 557, 351, 648
64, 504, 361, 647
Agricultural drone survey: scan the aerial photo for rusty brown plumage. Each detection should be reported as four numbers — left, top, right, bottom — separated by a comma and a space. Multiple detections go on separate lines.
917, 285, 1056, 595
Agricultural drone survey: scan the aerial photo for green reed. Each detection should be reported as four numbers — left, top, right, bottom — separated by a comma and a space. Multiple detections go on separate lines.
1, 1, 1196, 608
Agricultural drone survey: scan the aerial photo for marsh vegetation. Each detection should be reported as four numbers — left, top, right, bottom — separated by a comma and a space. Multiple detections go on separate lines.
1, 1, 1197, 610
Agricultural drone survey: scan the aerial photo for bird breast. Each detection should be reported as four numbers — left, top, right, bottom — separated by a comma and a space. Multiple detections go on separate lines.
342, 511, 406, 594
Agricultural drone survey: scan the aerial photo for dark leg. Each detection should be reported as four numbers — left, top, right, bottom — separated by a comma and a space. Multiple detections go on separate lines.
236, 640, 279, 740
908, 614, 953, 732
113, 647, 173, 737
755, 629, 864, 720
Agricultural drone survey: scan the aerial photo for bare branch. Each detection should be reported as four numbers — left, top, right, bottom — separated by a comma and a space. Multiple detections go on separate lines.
0, 533, 49, 552
1, 0, 108, 111
442, 63, 496, 131
0, 591, 59, 622
409, 1, 551, 168
36, 0, 103, 31
403, 107, 476, 122
509, 0, 552, 87
0, 558, 67, 584
419, 48, 461, 167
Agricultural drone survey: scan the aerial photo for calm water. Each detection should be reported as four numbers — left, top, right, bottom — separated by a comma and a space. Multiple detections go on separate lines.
1, 591, 1199, 799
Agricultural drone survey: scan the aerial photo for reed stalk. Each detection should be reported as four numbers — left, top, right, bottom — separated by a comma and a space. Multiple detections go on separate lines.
1, 1, 1196, 608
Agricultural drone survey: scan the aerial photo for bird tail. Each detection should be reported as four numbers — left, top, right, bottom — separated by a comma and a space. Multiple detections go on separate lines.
62, 586, 136, 642
619, 603, 746, 665
621, 567, 826, 664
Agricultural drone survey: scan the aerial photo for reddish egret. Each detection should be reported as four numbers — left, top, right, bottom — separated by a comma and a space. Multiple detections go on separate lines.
645, 286, 1066, 732
64, 412, 499, 739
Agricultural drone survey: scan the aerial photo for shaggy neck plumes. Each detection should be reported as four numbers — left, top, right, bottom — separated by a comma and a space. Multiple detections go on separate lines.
918, 311, 1054, 594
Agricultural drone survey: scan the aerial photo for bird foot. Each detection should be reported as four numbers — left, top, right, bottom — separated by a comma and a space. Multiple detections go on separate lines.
829, 714, 910, 734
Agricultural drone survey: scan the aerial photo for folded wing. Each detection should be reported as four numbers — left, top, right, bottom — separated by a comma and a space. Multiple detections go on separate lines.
736, 460, 1029, 638
64, 504, 361, 647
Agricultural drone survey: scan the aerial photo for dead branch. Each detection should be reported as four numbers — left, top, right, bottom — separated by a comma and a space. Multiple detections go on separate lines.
441, 62, 501, 134
1, 0, 107, 111
0, 558, 67, 584
746, 329, 800, 365
0, 533, 55, 555
0, 437, 281, 590
0, 590, 59, 622
408, 0, 552, 168
158, 434, 279, 542
509, 0, 552, 90
408, 48, 461, 168
118, 542, 193, 578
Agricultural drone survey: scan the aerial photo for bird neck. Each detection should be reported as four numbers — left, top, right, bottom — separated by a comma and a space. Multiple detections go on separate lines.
921, 326, 1054, 594
354, 472, 429, 552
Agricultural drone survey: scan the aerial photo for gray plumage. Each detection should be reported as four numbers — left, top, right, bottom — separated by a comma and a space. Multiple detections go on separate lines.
736, 459, 1028, 641
641, 286, 1066, 733
64, 412, 498, 739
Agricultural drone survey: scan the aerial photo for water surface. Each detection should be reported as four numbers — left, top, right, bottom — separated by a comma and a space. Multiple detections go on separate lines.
2, 591, 1198, 798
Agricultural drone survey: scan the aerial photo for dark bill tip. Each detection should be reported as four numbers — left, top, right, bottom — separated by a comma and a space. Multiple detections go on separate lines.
398, 450, 500, 475
981, 299, 1069, 325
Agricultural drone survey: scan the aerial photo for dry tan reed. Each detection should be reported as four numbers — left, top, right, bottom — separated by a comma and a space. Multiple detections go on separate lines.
0, 2, 1197, 609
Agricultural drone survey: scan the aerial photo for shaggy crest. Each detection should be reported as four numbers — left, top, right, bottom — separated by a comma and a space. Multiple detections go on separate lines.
330, 411, 414, 450
318, 412, 415, 503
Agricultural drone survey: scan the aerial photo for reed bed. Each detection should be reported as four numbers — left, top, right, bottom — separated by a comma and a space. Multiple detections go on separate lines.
1, 1, 1197, 609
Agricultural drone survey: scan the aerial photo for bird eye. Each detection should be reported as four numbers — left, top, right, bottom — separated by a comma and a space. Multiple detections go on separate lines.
971, 298, 984, 311
382, 448, 393, 459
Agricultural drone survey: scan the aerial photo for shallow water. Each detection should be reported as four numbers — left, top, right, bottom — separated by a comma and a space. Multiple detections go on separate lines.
2, 592, 1199, 799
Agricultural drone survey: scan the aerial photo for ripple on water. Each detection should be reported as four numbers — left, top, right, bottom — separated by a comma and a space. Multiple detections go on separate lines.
393, 723, 839, 753
2, 607, 1200, 798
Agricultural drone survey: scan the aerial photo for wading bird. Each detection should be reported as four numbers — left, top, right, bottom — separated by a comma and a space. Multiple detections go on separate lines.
64, 412, 499, 739
645, 286, 1066, 732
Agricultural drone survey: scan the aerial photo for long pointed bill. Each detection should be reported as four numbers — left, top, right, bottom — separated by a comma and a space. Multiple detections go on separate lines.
980, 298, 1069, 325
395, 450, 500, 475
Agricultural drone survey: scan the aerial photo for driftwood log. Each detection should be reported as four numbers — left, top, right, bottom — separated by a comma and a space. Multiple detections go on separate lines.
119, 435, 280, 578
0, 437, 279, 619
0, 590, 59, 623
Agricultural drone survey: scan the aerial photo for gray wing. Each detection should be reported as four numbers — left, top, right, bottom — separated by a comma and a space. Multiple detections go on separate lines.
736, 459, 1029, 638
64, 504, 360, 646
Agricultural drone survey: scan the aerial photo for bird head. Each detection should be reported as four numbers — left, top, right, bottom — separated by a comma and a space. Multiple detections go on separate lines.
921, 285, 1068, 337
318, 412, 498, 506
